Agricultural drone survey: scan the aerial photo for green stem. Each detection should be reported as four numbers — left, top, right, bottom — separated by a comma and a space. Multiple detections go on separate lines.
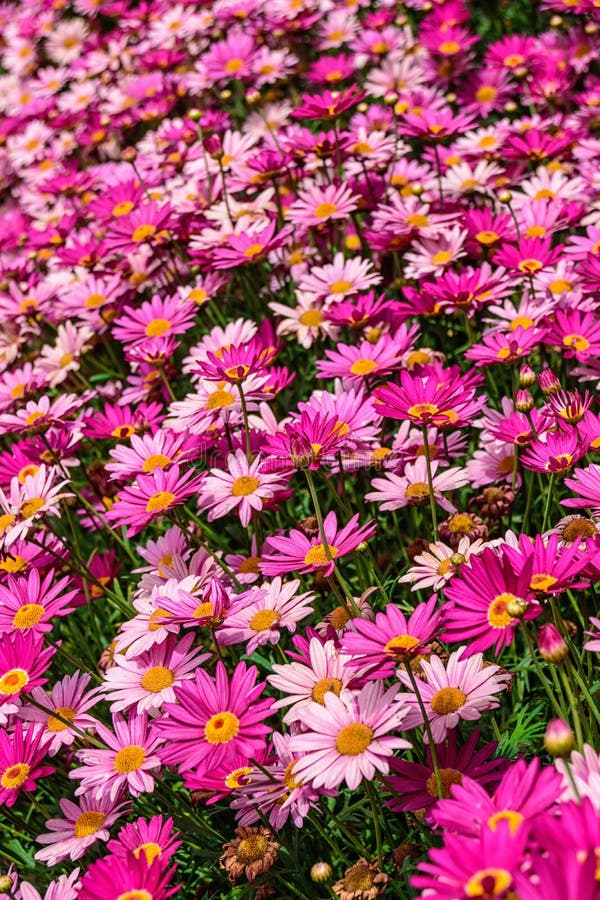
421, 425, 438, 539
541, 473, 555, 533
364, 780, 384, 868
403, 662, 443, 799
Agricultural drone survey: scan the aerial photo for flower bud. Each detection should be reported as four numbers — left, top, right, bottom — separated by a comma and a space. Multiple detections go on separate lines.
538, 368, 561, 395
506, 596, 528, 618
515, 389, 534, 413
538, 623, 568, 664
121, 147, 137, 163
544, 718, 575, 757
203, 135, 222, 158
498, 190, 512, 204
311, 862, 332, 883
519, 364, 536, 387
0, 876, 13, 894
550, 14, 563, 27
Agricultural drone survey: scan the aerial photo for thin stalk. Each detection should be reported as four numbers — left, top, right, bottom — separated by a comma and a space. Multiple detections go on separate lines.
364, 780, 384, 868
421, 425, 438, 538
403, 662, 443, 799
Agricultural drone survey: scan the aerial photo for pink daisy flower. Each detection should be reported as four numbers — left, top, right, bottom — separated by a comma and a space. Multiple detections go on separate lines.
398, 537, 485, 591
19, 869, 81, 900
286, 184, 359, 228
0, 723, 54, 808
563, 463, 600, 514
101, 634, 210, 714
153, 660, 273, 771
107, 814, 181, 868
398, 647, 510, 743
366, 458, 469, 512
386, 729, 506, 814
556, 744, 600, 809
0, 569, 77, 636
0, 632, 55, 714
112, 295, 196, 346
104, 201, 172, 255
289, 681, 411, 790
198, 450, 286, 528
19, 671, 100, 756
106, 431, 198, 481
78, 852, 178, 900
340, 595, 443, 676
268, 637, 360, 725
217, 577, 314, 654
105, 465, 204, 537
70, 712, 162, 802
35, 794, 131, 865
316, 337, 403, 383
298, 252, 382, 304
259, 511, 376, 577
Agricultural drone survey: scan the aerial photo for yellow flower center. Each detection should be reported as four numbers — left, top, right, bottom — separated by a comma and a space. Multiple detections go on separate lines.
133, 842, 163, 865
549, 279, 571, 294
439, 40, 460, 54
304, 544, 339, 566
193, 601, 214, 619
206, 389, 235, 410
447, 513, 474, 534
563, 334, 590, 352
231, 475, 260, 497
525, 224, 546, 239
10, 384, 25, 399
132, 224, 157, 243
504, 53, 525, 67
249, 609, 281, 632
432, 250, 452, 266
145, 317, 171, 337
476, 230, 500, 245
145, 491, 176, 513
430, 687, 467, 715
243, 243, 264, 259
117, 891, 152, 900
426, 767, 463, 798
311, 677, 343, 704
204, 711, 240, 744
488, 593, 516, 628
384, 634, 420, 656
335, 722, 374, 756
0, 668, 28, 695
141, 665, 175, 692
476, 86, 497, 102
349, 358, 378, 376
0, 555, 27, 573
563, 518, 596, 542
407, 402, 439, 420
25, 411, 45, 426
113, 201, 134, 216
283, 760, 303, 790
329, 279, 352, 294
529, 573, 558, 592
111, 424, 136, 439
518, 257, 543, 274
0, 514, 16, 534
47, 705, 77, 732
148, 608, 172, 632
225, 766, 253, 789
239, 555, 262, 574
142, 454, 172, 473
314, 201, 338, 219
465, 868, 512, 897
405, 482, 430, 501
20, 497, 45, 519
74, 810, 106, 838
12, 603, 44, 629
1, 763, 30, 789
85, 292, 107, 310
329, 605, 350, 630
487, 809, 524, 835
225, 57, 244, 73
510, 316, 534, 331
189, 288, 207, 304
114, 745, 146, 773
299, 309, 323, 327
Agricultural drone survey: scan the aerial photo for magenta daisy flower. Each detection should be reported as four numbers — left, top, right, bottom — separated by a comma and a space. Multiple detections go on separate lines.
101, 634, 210, 714
432, 758, 561, 838
373, 370, 485, 428
563, 463, 600, 514
286, 183, 359, 228
340, 595, 443, 676
398, 647, 510, 743
0, 632, 55, 713
70, 712, 163, 801
386, 729, 506, 814
19, 671, 100, 756
35, 794, 130, 865
152, 661, 273, 771
289, 681, 411, 790
112, 294, 196, 346
198, 450, 286, 527
0, 569, 77, 636
443, 548, 539, 655
78, 852, 178, 900
259, 512, 376, 577
104, 200, 172, 254
217, 577, 314, 654
0, 722, 54, 808
108, 814, 181, 868
105, 465, 204, 536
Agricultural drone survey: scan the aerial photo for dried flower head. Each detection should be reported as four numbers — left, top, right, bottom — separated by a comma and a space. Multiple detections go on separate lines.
220, 826, 279, 884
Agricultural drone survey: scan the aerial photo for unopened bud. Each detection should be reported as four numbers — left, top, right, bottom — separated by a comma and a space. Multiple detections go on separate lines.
246, 89, 260, 105
498, 190, 512, 204
311, 862, 332, 883
188, 108, 202, 121
538, 367, 561, 395
549, 14, 563, 27
504, 101, 518, 113
384, 91, 398, 105
506, 596, 528, 618
544, 718, 575, 757
412, 183, 424, 196
519, 364, 536, 387
220, 89, 232, 101
538, 623, 568, 664
203, 135, 222, 157
515, 389, 534, 413
121, 147, 137, 163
